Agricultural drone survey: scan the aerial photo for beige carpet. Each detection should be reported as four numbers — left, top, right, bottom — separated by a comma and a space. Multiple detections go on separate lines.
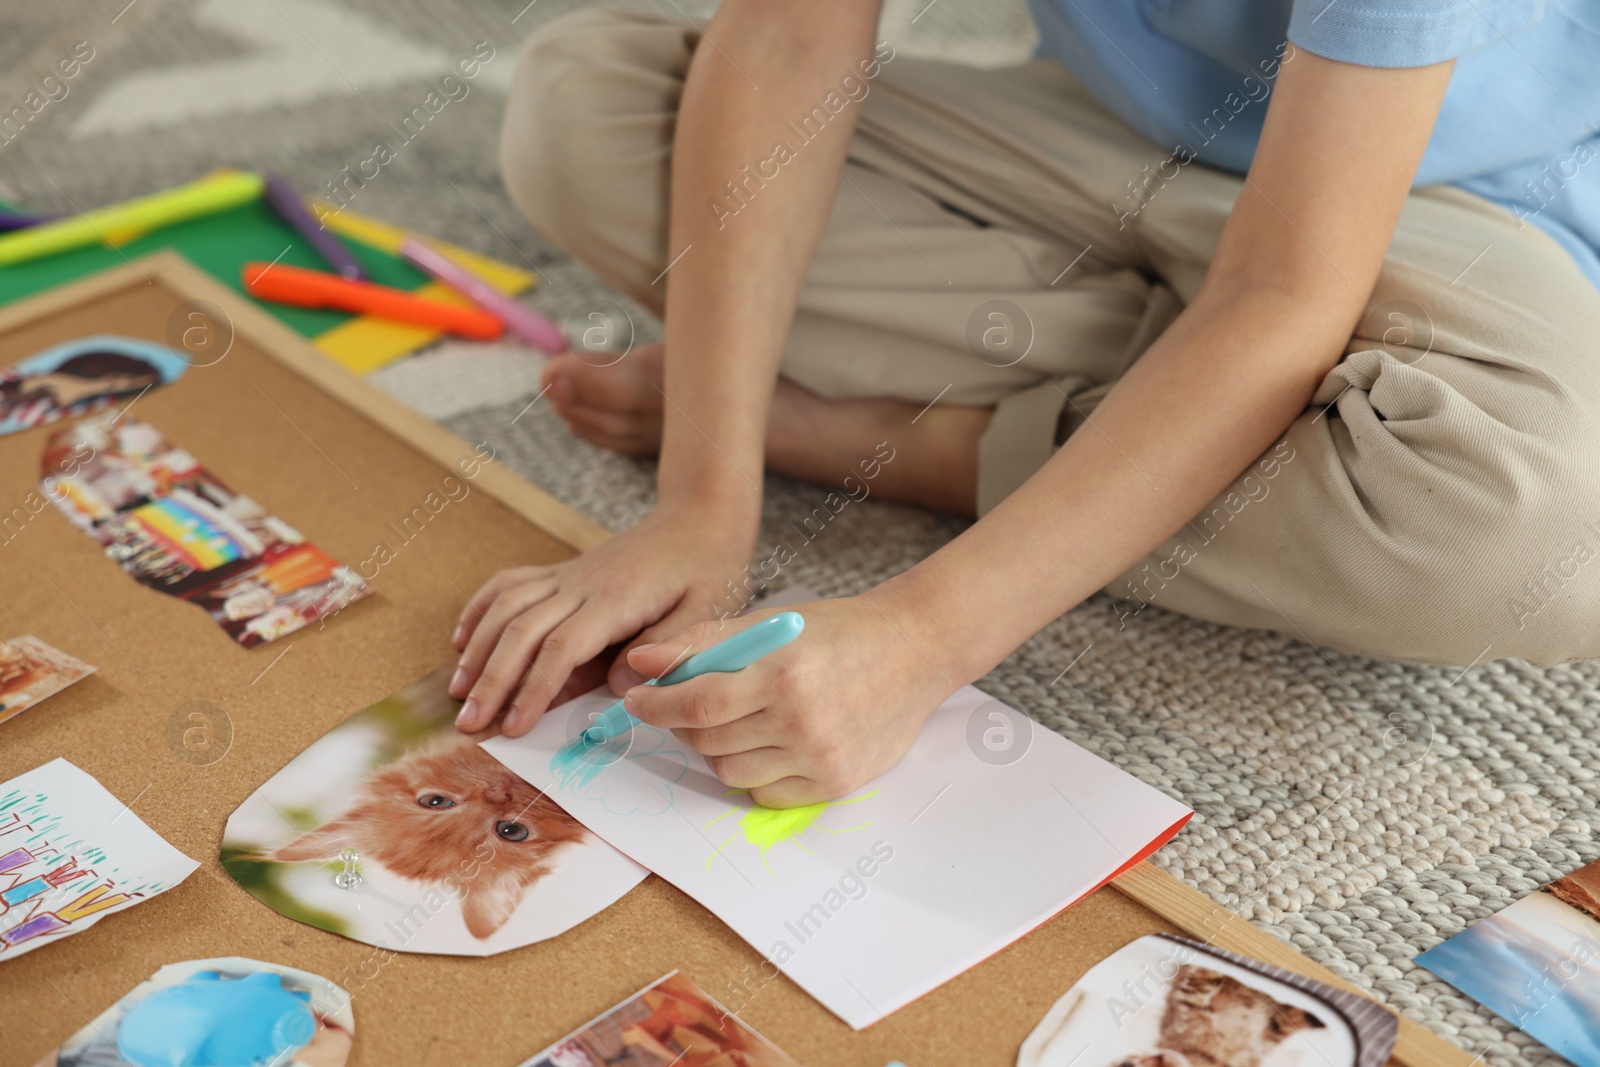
5, 3, 1598, 1066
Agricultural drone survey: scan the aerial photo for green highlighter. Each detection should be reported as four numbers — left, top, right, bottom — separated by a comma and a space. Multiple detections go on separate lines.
581, 611, 806, 743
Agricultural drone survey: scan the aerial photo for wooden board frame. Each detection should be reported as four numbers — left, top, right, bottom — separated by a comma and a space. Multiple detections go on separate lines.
0, 253, 1471, 1067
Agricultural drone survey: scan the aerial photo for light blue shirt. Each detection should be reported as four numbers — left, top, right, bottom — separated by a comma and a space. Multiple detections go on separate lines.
1028, 0, 1600, 291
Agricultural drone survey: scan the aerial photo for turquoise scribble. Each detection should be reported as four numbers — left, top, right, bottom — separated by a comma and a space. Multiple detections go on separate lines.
548, 723, 688, 816
548, 731, 624, 793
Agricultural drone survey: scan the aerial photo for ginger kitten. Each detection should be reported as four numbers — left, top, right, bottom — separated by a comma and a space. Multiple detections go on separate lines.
267, 738, 587, 939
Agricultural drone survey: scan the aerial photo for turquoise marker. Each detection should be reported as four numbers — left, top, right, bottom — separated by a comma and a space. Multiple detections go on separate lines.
581, 612, 806, 743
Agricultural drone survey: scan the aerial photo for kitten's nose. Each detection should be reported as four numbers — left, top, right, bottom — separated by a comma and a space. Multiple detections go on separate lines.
483, 781, 514, 804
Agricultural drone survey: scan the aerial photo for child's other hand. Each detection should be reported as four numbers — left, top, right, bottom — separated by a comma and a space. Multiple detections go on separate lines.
620, 595, 956, 807
450, 504, 752, 736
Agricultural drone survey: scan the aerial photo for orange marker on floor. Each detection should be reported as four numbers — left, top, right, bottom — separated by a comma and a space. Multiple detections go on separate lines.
241, 261, 504, 340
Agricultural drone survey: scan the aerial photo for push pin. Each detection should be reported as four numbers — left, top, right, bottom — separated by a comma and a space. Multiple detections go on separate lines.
333, 847, 362, 890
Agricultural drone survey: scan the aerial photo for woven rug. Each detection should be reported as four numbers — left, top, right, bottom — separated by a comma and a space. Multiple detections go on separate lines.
6, 4, 1598, 1066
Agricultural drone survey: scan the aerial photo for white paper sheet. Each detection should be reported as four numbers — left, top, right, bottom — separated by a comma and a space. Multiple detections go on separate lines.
0, 758, 199, 959
481, 610, 1191, 1029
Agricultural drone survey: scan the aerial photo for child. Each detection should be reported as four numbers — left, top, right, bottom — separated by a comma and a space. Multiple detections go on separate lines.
453, 1, 1600, 806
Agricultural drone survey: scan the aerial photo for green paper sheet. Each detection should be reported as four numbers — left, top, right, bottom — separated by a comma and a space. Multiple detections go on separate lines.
0, 196, 430, 333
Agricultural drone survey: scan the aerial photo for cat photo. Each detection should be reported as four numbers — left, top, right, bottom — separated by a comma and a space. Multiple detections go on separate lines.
265, 737, 590, 939
1021, 935, 1395, 1067
1111, 965, 1325, 1067
222, 662, 648, 957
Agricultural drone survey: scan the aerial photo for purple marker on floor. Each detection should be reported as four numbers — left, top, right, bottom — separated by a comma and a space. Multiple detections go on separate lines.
399, 236, 568, 353
262, 173, 369, 281
0, 210, 47, 232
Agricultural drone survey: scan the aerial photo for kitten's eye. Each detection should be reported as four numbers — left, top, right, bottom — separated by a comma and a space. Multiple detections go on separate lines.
495, 820, 529, 842
418, 794, 456, 810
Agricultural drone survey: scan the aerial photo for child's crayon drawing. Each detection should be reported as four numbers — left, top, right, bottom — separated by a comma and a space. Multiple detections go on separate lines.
0, 758, 198, 959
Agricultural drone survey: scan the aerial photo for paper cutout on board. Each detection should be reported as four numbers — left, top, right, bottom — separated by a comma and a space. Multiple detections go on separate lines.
222, 661, 648, 957
1019, 934, 1397, 1067
32, 957, 354, 1067
1417, 857, 1600, 1067
0, 336, 187, 436
41, 413, 371, 647
518, 970, 800, 1067
0, 635, 94, 726
481, 588, 1194, 1031
0, 758, 199, 960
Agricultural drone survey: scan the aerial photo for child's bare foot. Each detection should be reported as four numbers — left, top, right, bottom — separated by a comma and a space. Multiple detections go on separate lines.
542, 344, 991, 516
541, 344, 666, 457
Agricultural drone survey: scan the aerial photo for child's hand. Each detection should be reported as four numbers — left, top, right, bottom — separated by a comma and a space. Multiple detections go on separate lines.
620, 595, 958, 807
451, 503, 753, 736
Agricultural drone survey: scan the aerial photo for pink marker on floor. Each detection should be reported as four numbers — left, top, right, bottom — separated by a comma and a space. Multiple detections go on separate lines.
398, 237, 567, 354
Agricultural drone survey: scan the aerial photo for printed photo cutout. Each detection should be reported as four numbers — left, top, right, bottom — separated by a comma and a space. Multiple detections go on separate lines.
41, 413, 370, 647
520, 971, 800, 1067
0, 336, 187, 437
1417, 856, 1600, 1067
1020, 934, 1398, 1067
222, 662, 648, 956
1, 758, 199, 959
0, 636, 94, 726
32, 957, 354, 1067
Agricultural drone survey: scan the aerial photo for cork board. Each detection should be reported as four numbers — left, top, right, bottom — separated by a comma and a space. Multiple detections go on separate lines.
0, 254, 1470, 1067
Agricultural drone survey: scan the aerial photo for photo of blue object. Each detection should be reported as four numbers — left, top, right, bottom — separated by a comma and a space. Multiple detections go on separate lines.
1417, 863, 1600, 1067
117, 970, 316, 1067
0, 335, 189, 436
42, 956, 354, 1067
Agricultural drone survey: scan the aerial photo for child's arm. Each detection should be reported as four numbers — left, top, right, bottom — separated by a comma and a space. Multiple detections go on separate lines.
623, 50, 1457, 806
453, 0, 886, 735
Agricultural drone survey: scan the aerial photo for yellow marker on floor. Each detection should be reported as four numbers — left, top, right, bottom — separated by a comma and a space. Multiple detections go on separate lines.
308, 198, 534, 292
0, 171, 265, 266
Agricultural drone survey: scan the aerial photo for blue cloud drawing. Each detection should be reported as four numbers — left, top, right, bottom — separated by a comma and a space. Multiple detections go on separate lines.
547, 723, 689, 817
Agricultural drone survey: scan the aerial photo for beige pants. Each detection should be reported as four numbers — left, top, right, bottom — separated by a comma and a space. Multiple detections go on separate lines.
501, 8, 1600, 667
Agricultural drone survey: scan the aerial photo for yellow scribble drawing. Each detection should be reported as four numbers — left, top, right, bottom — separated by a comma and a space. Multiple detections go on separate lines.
705, 789, 878, 874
